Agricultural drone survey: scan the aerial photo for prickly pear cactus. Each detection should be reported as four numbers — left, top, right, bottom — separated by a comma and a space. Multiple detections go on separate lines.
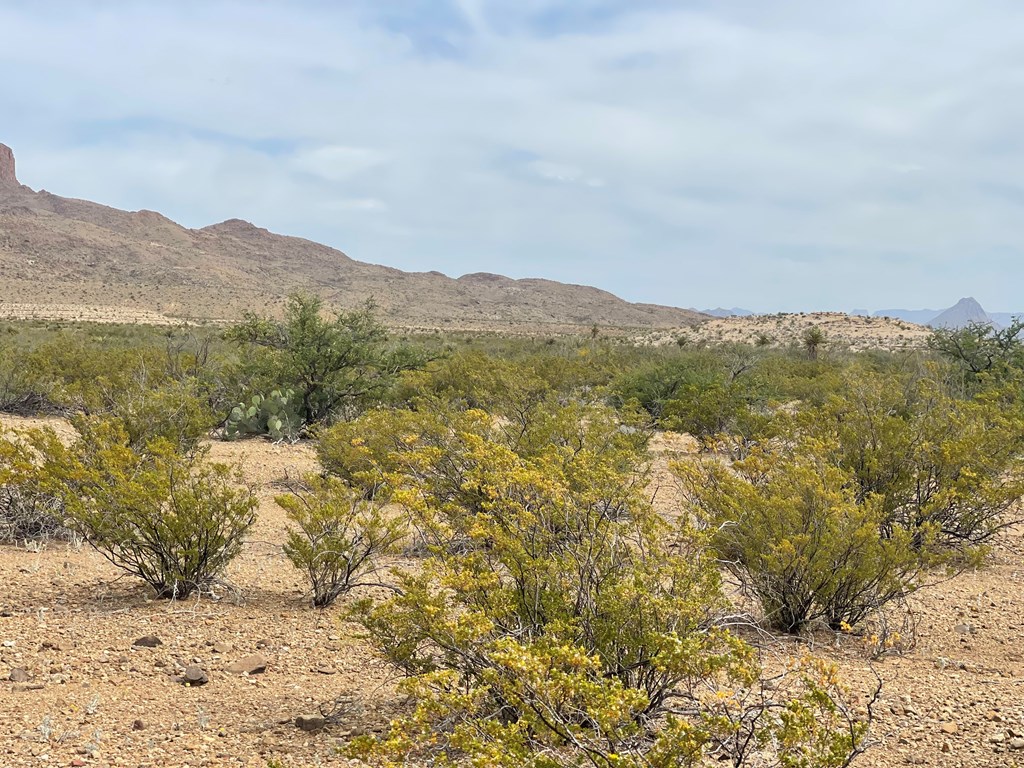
224, 388, 301, 441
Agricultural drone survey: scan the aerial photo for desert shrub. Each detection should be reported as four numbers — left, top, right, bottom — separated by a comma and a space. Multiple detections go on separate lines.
317, 397, 649, 515
32, 419, 257, 598
781, 371, 1024, 551
276, 476, 405, 607
0, 436, 69, 545
928, 319, 1024, 389
611, 348, 771, 445
106, 376, 218, 452
346, 405, 871, 767
676, 442, 930, 633
0, 342, 57, 414
22, 336, 168, 413
391, 351, 551, 414
315, 404, 459, 500
0, 487, 68, 544
225, 293, 426, 426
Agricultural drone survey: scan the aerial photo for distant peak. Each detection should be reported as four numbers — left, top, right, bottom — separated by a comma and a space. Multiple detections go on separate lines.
952, 296, 983, 308
0, 143, 18, 186
458, 272, 509, 283
929, 296, 992, 329
200, 218, 270, 237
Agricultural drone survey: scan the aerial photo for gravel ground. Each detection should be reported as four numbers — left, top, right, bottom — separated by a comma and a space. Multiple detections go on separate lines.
0, 418, 1020, 767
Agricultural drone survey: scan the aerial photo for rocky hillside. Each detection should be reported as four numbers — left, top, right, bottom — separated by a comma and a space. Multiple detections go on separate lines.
0, 143, 704, 331
637, 312, 933, 351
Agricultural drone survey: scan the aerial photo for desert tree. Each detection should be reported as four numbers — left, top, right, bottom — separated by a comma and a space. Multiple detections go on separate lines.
802, 325, 827, 360
225, 293, 426, 426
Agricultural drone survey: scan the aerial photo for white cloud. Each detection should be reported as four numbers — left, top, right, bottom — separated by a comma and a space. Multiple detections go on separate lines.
2, 0, 1024, 311
290, 145, 388, 183
527, 159, 605, 187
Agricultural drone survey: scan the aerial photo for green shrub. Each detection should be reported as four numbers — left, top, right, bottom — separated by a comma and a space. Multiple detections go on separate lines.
225, 293, 425, 425
676, 441, 929, 633
276, 476, 405, 607
0, 436, 69, 545
107, 377, 218, 452
345, 405, 870, 767
782, 371, 1024, 551
32, 419, 257, 598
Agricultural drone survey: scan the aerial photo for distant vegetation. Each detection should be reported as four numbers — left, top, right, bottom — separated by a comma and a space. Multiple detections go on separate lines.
1, 295, 1023, 766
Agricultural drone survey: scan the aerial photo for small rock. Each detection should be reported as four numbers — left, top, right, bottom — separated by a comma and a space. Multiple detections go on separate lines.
295, 714, 326, 732
315, 665, 337, 675
212, 641, 232, 654
133, 635, 162, 648
1010, 737, 1024, 751
941, 740, 951, 753
990, 733, 1005, 744
40, 639, 74, 652
939, 722, 958, 734
182, 665, 208, 686
986, 710, 1004, 723
226, 654, 267, 675
8, 668, 30, 683
131, 719, 145, 731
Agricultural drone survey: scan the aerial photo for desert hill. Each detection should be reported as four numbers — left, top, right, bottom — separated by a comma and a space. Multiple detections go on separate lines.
638, 311, 934, 351
0, 143, 704, 330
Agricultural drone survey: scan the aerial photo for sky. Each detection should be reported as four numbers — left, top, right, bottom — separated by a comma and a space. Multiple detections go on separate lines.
2, 0, 1023, 313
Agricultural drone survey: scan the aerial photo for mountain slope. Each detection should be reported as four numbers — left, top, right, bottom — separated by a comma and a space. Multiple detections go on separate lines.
0, 144, 703, 330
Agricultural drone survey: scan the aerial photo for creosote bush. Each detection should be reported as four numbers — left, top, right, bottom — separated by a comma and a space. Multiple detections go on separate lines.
27, 418, 257, 599
342, 402, 870, 767
780, 371, 1024, 551
276, 475, 405, 607
676, 441, 929, 634
0, 436, 69, 545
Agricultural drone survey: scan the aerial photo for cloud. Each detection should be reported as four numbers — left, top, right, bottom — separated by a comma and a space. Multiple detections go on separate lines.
527, 159, 605, 187
290, 145, 389, 183
2, 0, 1024, 311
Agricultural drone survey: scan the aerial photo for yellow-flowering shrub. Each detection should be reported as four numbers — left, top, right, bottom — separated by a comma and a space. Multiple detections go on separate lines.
343, 401, 869, 767
276, 475, 405, 607
24, 418, 257, 598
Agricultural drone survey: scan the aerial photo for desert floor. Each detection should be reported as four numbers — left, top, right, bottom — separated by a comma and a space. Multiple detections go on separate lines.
1, 417, 1021, 768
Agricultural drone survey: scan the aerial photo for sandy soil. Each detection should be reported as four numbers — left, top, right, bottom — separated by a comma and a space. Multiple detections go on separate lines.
1, 417, 1022, 767
0, 304, 199, 327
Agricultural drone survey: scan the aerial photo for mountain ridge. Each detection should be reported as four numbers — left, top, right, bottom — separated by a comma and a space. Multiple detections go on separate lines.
0, 143, 704, 330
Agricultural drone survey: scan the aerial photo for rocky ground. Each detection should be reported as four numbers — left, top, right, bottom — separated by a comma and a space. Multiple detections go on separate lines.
0, 419, 1021, 767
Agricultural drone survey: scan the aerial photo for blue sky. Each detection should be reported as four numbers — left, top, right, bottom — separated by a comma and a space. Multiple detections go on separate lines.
2, 0, 1023, 312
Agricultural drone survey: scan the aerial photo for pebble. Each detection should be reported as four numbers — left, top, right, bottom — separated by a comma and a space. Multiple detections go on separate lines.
226, 653, 268, 675
133, 635, 162, 648
182, 665, 209, 686
295, 714, 326, 732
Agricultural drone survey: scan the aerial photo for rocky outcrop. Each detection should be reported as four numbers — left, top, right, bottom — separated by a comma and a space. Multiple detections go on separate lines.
0, 143, 17, 186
